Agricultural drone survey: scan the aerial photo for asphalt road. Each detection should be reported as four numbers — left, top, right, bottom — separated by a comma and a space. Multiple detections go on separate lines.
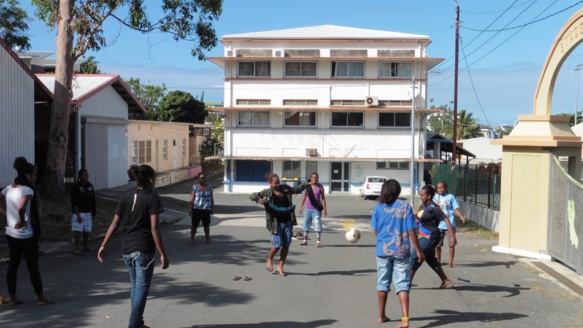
0, 176, 581, 327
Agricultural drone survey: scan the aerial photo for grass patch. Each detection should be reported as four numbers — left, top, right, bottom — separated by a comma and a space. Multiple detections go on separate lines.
38, 197, 118, 242
456, 217, 498, 240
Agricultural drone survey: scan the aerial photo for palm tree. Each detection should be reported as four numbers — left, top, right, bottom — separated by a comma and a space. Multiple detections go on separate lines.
441, 109, 481, 140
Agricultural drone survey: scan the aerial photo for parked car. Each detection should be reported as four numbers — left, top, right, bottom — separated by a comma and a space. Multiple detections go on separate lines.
360, 176, 387, 199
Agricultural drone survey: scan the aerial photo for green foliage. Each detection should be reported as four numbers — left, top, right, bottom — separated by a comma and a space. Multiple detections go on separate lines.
556, 112, 581, 127
158, 90, 207, 123
31, 0, 223, 60
439, 108, 482, 140
0, 0, 31, 50
125, 77, 167, 120
80, 56, 102, 74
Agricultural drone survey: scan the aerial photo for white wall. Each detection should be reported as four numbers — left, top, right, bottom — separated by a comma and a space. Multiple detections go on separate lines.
0, 47, 35, 187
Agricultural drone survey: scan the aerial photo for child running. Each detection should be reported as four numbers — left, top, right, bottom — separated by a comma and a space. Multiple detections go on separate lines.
434, 181, 467, 268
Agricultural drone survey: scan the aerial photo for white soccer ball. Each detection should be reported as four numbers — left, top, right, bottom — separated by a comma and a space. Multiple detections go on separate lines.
345, 228, 361, 243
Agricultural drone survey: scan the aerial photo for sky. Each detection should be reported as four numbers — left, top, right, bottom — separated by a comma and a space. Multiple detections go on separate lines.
16, 0, 583, 127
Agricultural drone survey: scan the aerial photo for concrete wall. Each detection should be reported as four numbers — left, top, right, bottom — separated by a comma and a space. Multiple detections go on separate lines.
458, 201, 500, 232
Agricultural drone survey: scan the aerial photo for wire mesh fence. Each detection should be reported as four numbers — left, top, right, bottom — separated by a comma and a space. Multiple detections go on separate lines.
429, 163, 501, 210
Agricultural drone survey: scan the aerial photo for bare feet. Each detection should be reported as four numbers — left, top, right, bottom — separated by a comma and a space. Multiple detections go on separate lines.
446, 263, 454, 268
9, 297, 22, 306
377, 316, 390, 323
37, 298, 54, 306
439, 279, 451, 289
266, 259, 273, 272
395, 317, 409, 327
276, 265, 287, 277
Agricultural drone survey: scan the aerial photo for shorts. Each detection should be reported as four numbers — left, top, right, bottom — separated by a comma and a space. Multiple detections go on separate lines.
302, 209, 322, 233
377, 256, 411, 294
71, 212, 93, 232
192, 208, 212, 228
270, 221, 292, 248
437, 227, 456, 247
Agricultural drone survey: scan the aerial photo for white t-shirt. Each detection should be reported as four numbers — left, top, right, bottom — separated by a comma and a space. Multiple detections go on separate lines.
2, 184, 34, 239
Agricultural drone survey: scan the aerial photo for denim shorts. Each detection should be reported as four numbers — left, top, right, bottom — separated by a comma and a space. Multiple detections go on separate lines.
377, 256, 411, 294
270, 221, 292, 248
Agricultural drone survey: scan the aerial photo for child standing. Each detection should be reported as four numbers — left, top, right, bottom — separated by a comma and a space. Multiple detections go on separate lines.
299, 172, 327, 247
434, 181, 466, 268
71, 169, 97, 255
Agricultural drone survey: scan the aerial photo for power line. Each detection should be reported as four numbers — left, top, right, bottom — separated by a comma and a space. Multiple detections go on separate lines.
461, 0, 583, 32
462, 0, 536, 15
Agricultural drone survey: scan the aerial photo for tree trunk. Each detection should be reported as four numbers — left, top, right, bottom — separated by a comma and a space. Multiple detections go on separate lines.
40, 0, 76, 201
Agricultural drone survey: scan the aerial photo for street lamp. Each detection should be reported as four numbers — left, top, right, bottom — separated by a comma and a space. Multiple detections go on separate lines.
575, 64, 582, 126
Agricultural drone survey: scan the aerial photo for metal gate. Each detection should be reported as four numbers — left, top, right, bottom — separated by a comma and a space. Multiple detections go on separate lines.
548, 156, 583, 274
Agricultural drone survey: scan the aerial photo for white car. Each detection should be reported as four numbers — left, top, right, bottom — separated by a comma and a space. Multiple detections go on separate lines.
360, 176, 387, 199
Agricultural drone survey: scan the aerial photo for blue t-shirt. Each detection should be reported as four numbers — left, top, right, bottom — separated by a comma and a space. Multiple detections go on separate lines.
433, 193, 459, 230
370, 199, 417, 258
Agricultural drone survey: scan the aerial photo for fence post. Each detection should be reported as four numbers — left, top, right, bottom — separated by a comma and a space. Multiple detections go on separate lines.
487, 174, 491, 209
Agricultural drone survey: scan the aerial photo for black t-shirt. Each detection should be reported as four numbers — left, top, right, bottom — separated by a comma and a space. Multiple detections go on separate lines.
417, 201, 447, 241
116, 189, 164, 254
70, 181, 96, 214
272, 192, 291, 223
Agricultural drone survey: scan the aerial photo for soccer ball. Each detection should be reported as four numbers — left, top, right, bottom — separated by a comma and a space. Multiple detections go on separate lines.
345, 228, 361, 243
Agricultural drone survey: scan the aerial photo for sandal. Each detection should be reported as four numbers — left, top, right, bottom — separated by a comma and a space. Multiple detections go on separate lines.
232, 275, 241, 281
243, 275, 252, 281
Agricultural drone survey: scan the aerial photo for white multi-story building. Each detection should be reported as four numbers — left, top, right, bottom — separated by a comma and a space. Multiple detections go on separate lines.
209, 25, 443, 194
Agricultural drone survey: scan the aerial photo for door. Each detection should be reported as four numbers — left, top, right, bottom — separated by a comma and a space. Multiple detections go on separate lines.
330, 162, 350, 192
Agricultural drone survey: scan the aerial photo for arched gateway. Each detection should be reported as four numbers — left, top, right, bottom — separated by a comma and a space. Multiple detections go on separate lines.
491, 8, 583, 260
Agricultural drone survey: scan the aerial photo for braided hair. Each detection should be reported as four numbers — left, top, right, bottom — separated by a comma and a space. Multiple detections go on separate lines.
127, 164, 157, 212
12, 157, 40, 237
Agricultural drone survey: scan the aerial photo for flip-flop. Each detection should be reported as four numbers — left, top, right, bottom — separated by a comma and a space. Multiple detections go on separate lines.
232, 275, 241, 281
243, 275, 252, 281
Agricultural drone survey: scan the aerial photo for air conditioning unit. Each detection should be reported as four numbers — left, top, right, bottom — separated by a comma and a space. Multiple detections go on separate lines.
306, 148, 318, 156
226, 50, 234, 57
274, 49, 285, 57
365, 96, 379, 106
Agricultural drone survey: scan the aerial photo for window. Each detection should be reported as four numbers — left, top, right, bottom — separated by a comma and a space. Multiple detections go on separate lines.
377, 161, 410, 170
379, 112, 411, 127
285, 62, 317, 77
235, 160, 272, 181
182, 139, 186, 157
236, 99, 271, 105
331, 112, 363, 127
132, 140, 152, 164
332, 61, 365, 78
283, 161, 301, 179
163, 139, 168, 160
379, 62, 412, 78
330, 99, 366, 106
283, 99, 318, 106
238, 61, 270, 77
284, 111, 316, 127
238, 111, 270, 126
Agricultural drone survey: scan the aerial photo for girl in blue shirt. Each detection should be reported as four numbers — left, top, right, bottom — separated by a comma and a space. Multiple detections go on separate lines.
434, 181, 467, 268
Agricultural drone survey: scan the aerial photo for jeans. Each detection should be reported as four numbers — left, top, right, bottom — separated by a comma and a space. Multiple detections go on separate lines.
123, 251, 155, 328
409, 237, 441, 272
302, 209, 322, 233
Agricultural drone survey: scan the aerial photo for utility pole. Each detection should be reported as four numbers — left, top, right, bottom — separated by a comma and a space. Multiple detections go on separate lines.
410, 77, 416, 206
452, 4, 460, 164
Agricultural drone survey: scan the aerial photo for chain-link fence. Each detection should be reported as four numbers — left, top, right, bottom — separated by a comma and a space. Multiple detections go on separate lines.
429, 163, 501, 210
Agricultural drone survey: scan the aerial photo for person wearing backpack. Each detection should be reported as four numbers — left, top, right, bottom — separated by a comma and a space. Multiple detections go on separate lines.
299, 172, 327, 247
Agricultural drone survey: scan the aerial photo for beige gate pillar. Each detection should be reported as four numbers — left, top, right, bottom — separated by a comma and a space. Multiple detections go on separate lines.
491, 9, 583, 259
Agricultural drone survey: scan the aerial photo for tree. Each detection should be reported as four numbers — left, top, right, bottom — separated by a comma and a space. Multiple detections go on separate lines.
125, 77, 167, 120
80, 55, 102, 74
158, 90, 207, 123
441, 109, 482, 140
427, 104, 452, 134
31, 0, 223, 200
0, 0, 31, 50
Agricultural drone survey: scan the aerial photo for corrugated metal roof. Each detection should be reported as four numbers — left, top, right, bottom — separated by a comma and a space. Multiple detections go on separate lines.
37, 74, 118, 101
222, 25, 428, 40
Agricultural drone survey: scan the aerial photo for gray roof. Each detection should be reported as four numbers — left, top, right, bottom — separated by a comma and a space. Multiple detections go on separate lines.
222, 25, 428, 40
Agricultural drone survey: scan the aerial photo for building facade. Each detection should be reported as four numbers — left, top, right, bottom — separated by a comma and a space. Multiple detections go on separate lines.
209, 25, 443, 194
